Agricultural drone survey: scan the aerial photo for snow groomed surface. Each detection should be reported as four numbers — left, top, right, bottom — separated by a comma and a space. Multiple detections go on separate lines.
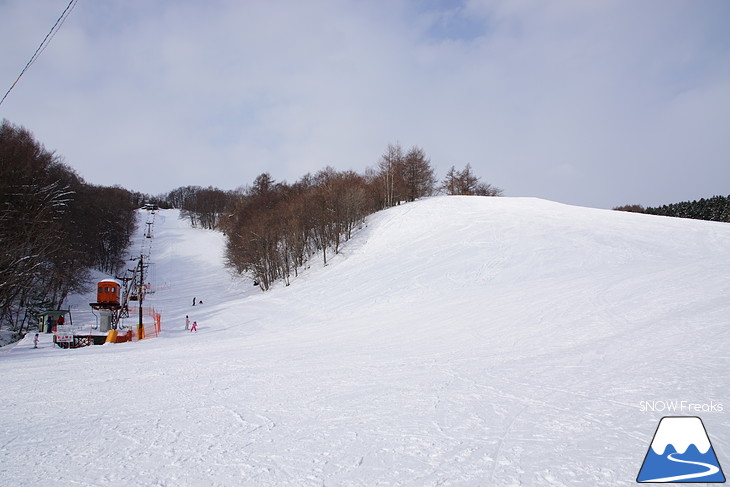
1, 196, 729, 486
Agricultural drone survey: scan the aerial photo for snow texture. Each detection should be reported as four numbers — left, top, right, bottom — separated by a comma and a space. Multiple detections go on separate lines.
1, 196, 729, 486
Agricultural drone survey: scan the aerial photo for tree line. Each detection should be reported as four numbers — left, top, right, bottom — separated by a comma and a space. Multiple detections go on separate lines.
219, 169, 371, 290
1, 119, 503, 342
614, 195, 730, 223
163, 143, 502, 290
0, 120, 141, 336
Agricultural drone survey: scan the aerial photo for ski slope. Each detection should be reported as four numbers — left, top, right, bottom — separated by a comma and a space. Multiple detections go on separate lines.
1, 196, 729, 486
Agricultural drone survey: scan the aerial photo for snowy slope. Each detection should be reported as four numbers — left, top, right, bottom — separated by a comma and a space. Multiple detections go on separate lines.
1, 196, 729, 486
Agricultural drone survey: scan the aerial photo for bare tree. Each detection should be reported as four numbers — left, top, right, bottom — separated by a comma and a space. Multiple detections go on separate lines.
402, 146, 436, 201
441, 163, 502, 196
377, 143, 404, 208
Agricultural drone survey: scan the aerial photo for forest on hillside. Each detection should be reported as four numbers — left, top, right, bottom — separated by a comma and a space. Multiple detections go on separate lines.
4, 118, 726, 342
0, 120, 142, 337
162, 144, 502, 290
0, 121, 502, 338
614, 196, 730, 223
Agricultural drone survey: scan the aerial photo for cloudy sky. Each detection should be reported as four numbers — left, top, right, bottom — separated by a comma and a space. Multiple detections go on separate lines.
1, 0, 728, 209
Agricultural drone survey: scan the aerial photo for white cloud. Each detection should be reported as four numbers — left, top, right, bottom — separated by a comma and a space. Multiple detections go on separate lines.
1, 0, 728, 207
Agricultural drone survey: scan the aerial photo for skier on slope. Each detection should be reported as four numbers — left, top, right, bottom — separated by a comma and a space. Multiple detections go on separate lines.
185, 315, 190, 330
190, 321, 198, 332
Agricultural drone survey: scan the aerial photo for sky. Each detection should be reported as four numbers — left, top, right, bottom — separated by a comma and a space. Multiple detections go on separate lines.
0, 0, 728, 209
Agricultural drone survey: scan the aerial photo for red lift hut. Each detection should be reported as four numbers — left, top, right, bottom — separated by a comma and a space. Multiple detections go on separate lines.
91, 279, 122, 332
96, 279, 121, 306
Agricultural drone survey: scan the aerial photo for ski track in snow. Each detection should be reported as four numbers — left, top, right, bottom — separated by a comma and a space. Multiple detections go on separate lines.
1, 196, 729, 486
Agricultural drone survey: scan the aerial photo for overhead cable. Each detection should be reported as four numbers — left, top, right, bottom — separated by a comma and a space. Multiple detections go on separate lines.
0, 0, 79, 108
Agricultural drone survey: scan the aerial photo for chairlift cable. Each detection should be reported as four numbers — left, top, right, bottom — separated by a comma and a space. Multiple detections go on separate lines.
0, 0, 79, 108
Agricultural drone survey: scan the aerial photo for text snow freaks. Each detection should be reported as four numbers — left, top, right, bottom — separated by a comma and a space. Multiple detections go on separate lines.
640, 401, 724, 414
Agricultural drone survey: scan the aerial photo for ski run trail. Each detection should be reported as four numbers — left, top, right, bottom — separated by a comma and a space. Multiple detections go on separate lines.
2, 195, 729, 487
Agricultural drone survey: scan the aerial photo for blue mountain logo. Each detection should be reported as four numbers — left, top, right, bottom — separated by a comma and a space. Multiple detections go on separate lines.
637, 416, 725, 483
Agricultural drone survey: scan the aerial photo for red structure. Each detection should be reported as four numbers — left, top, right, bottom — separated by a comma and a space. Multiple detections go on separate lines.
95, 279, 121, 307
90, 279, 124, 334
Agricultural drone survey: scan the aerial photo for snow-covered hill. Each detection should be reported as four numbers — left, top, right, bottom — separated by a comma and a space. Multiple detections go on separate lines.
2, 196, 729, 486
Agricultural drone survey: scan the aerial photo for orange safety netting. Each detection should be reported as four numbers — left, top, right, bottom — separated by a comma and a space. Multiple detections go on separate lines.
126, 305, 162, 340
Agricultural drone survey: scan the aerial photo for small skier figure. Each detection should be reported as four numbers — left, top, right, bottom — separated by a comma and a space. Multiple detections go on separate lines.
185, 315, 190, 330
34, 333, 39, 348
190, 321, 198, 332
192, 297, 196, 306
